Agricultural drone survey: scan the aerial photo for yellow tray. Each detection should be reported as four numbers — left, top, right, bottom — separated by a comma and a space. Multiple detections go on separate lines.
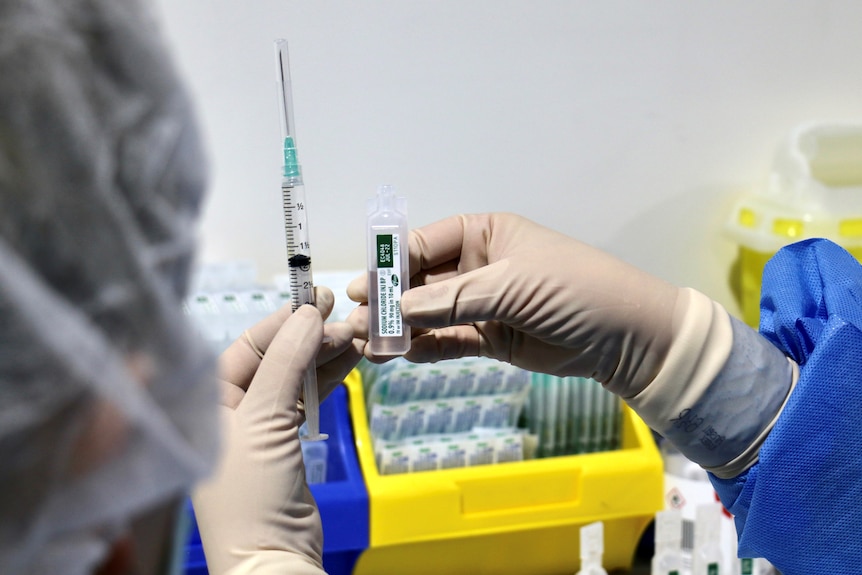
343, 370, 663, 575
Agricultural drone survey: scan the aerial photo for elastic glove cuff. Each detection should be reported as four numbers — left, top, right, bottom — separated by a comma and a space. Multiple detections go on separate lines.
224, 550, 326, 575
626, 288, 797, 477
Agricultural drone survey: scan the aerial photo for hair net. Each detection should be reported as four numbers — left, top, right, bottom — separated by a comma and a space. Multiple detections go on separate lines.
0, 1, 219, 573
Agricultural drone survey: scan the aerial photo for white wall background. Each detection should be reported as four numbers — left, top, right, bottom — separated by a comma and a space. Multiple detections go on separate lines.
151, 0, 862, 315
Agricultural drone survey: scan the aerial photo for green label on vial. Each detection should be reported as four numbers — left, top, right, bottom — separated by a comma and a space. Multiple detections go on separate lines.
669, 571, 679, 575
375, 233, 402, 337
708, 564, 719, 575
740, 558, 753, 575
377, 234, 394, 268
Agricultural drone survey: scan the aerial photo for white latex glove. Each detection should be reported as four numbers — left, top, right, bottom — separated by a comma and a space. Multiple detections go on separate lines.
347, 213, 797, 478
192, 287, 363, 575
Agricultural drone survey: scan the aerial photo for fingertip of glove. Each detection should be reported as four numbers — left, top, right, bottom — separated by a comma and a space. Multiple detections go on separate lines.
294, 303, 324, 328
314, 286, 335, 315
400, 287, 443, 327
323, 321, 354, 345
402, 334, 440, 363
399, 287, 420, 314
346, 273, 368, 302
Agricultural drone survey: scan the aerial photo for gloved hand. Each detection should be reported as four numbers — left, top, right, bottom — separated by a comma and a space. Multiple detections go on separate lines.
347, 213, 797, 478
192, 287, 363, 575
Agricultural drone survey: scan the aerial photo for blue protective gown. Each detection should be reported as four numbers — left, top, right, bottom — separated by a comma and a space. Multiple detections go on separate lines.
710, 238, 862, 573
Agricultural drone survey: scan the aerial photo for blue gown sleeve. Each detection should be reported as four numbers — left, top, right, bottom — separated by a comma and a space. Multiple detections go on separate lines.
709, 238, 862, 574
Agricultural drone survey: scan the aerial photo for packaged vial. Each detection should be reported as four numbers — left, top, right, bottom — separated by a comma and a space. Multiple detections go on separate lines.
651, 509, 683, 575
440, 437, 467, 469
409, 442, 440, 473
503, 365, 530, 393
577, 521, 608, 575
476, 364, 504, 394
556, 376, 571, 456
380, 446, 410, 475
385, 369, 418, 405
467, 434, 495, 467
577, 379, 592, 454
452, 397, 482, 433
564, 378, 580, 455
300, 436, 328, 485
693, 503, 724, 575
238, 289, 277, 327
495, 432, 524, 464
369, 404, 401, 441
367, 185, 410, 355
445, 365, 477, 397
541, 376, 558, 457
397, 403, 427, 439
184, 292, 227, 350
425, 399, 455, 435
415, 368, 447, 400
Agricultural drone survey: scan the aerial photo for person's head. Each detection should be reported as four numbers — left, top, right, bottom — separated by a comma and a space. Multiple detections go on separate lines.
0, 1, 218, 573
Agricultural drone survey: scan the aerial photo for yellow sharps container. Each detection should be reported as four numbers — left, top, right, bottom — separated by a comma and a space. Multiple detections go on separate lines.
726, 122, 862, 327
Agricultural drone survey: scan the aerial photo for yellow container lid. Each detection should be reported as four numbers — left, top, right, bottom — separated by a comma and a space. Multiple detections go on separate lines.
726, 121, 862, 253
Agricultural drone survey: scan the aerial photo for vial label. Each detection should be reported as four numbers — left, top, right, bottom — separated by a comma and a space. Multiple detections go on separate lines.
375, 233, 404, 337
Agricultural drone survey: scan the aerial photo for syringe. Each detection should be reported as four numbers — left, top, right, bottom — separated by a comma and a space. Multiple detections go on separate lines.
274, 38, 327, 441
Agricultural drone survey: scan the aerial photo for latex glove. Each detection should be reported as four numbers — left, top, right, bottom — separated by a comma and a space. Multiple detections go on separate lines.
347, 213, 797, 478
193, 287, 363, 575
